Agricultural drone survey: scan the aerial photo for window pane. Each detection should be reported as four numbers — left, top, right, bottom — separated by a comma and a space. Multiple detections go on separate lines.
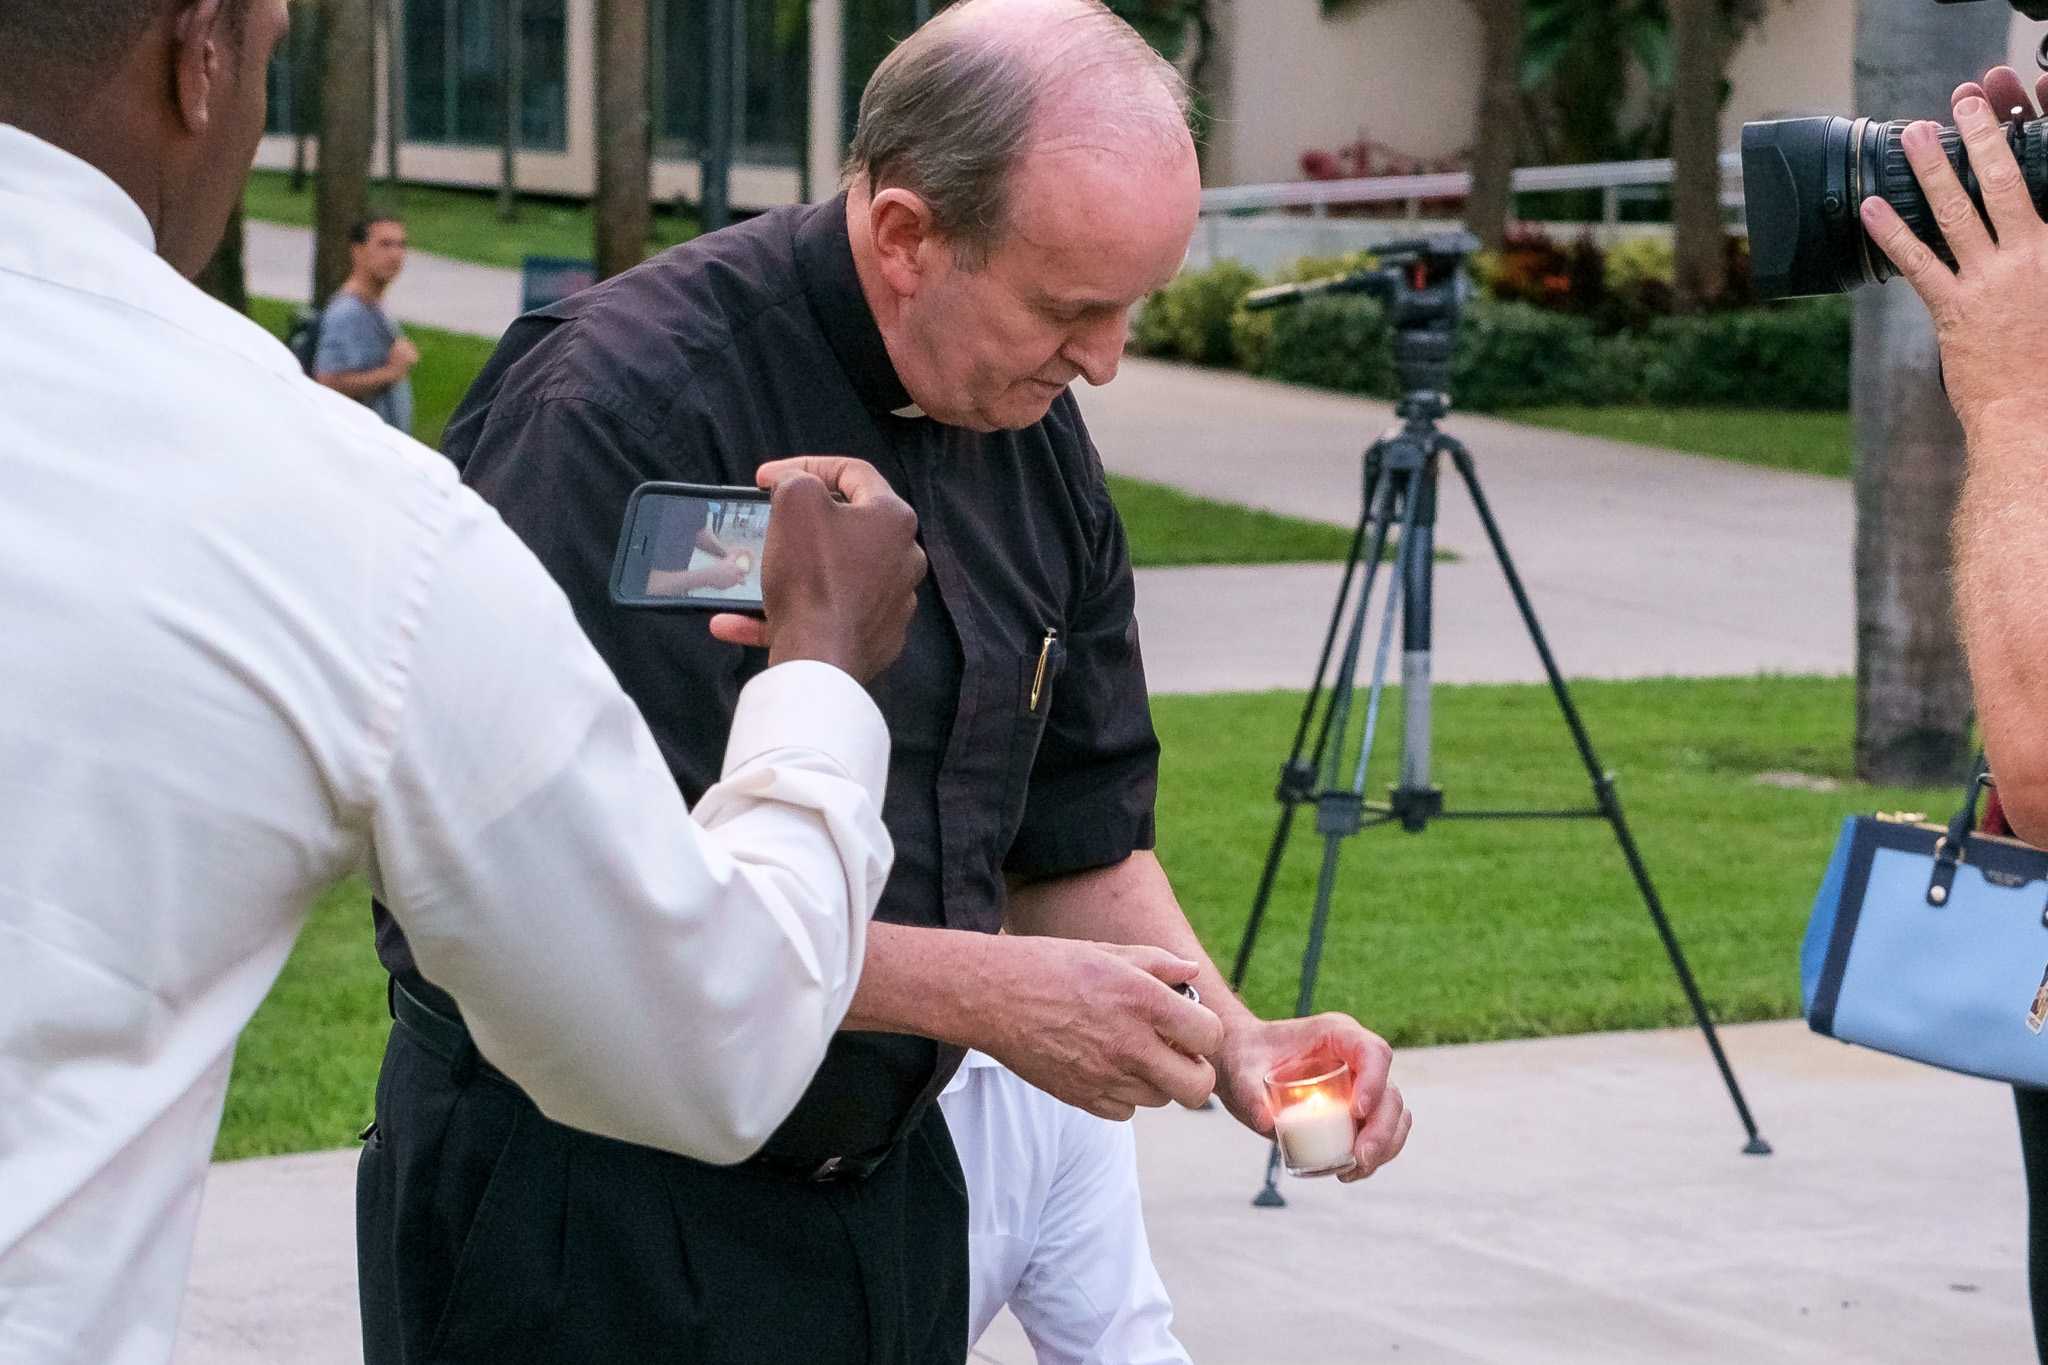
266, 15, 322, 136
452, 0, 502, 145
660, 0, 708, 149
738, 0, 805, 166
519, 0, 568, 150
264, 40, 290, 133
842, 0, 920, 141
404, 0, 449, 142
662, 0, 805, 167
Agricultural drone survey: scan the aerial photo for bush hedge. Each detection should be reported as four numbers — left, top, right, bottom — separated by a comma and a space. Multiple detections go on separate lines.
1131, 252, 1851, 413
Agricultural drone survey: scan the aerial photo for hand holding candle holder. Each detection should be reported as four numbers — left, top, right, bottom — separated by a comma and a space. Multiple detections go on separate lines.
1264, 1057, 1358, 1178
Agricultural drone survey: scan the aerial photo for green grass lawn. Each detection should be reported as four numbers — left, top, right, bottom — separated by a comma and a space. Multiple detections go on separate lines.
243, 169, 700, 272
1497, 405, 1853, 480
215, 673, 1941, 1159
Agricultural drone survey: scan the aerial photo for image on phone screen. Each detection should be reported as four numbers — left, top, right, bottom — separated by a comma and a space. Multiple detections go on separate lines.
613, 485, 770, 611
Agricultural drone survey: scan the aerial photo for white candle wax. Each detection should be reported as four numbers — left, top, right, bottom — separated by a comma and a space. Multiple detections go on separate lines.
1273, 1090, 1357, 1173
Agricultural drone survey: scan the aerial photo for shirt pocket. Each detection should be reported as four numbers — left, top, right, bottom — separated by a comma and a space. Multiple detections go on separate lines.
1007, 627, 1067, 792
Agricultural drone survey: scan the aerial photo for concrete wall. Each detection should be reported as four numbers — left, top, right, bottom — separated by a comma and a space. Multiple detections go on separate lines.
1202, 0, 1485, 189
1206, 0, 2048, 191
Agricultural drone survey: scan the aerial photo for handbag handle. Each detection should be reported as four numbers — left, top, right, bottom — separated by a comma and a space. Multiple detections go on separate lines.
1928, 753, 1993, 907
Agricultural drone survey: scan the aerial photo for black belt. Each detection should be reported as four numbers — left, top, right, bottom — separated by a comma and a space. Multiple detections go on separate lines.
389, 975, 512, 1088
387, 976, 897, 1184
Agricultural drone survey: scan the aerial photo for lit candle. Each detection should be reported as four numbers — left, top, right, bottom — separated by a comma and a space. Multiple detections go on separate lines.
1273, 1088, 1358, 1175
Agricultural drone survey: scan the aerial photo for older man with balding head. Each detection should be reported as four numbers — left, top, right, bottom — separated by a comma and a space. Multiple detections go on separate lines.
358, 2, 1411, 1360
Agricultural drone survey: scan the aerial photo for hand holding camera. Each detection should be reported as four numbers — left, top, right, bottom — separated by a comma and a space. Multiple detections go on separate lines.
1858, 70, 2048, 438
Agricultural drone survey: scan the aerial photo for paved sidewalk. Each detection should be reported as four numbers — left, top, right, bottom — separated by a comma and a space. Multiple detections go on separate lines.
244, 222, 1852, 691
1075, 365, 1852, 692
178, 1021, 2032, 1364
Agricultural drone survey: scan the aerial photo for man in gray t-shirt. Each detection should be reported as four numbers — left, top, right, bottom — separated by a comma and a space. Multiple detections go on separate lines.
314, 215, 417, 434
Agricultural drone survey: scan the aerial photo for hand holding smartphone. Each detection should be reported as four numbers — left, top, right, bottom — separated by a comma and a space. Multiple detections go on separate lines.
609, 460, 928, 685
610, 482, 772, 612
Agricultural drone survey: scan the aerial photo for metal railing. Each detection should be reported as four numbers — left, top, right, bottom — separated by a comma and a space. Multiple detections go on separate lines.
1199, 151, 1745, 225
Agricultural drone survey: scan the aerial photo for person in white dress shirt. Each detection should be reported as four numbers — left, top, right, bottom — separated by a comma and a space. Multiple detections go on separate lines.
940, 1052, 1193, 1365
0, 4, 927, 1363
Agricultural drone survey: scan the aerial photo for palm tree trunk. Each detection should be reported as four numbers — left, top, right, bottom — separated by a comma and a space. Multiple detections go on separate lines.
595, 0, 652, 281
314, 0, 376, 307
1462, 0, 1525, 252
1670, 0, 1726, 308
1852, 0, 2007, 784
499, 0, 522, 223
385, 0, 403, 188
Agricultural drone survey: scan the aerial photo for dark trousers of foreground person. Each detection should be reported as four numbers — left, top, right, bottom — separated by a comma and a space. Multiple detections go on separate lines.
2020, 1087, 2048, 1364
356, 1018, 970, 1364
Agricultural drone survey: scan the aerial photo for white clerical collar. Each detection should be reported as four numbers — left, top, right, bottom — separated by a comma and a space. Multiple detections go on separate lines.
890, 402, 926, 420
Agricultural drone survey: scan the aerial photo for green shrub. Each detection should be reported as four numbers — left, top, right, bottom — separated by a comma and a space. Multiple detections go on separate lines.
1130, 260, 1262, 366
1227, 251, 1379, 374
1137, 245, 1851, 414
1249, 294, 1396, 396
1602, 236, 1674, 294
1449, 301, 1620, 411
1640, 296, 1851, 409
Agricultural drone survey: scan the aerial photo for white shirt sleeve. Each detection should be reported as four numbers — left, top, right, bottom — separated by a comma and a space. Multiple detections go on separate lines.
364, 485, 891, 1164
1010, 1108, 1193, 1365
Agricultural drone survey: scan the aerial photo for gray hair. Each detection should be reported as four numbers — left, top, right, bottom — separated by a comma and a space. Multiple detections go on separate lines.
844, 0, 1191, 270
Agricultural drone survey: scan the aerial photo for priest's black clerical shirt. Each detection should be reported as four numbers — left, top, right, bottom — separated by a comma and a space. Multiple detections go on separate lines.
373, 193, 1159, 1168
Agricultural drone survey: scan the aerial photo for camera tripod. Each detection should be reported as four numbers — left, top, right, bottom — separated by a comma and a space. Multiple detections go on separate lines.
1227, 387, 1773, 1209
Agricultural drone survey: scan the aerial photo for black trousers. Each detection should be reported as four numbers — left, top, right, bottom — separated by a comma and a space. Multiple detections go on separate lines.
355, 1021, 970, 1364
2021, 1086, 2048, 1364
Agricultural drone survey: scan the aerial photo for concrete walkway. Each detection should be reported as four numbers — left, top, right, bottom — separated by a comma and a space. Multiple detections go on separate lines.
178, 1021, 2033, 1364
247, 222, 1852, 692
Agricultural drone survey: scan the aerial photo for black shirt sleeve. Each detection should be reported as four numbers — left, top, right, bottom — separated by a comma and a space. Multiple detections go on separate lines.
1002, 433, 1160, 881
455, 383, 752, 802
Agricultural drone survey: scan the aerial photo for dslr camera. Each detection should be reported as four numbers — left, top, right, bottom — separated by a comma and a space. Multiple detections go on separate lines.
1742, 0, 2048, 298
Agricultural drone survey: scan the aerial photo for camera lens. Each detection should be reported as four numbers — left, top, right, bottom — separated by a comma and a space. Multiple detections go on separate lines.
1741, 113, 2048, 299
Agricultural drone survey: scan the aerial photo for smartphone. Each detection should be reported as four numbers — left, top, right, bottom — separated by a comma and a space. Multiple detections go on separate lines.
609, 481, 772, 613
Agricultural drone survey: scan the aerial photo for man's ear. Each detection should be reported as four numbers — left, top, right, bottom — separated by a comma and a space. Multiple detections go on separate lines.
170, 0, 231, 137
866, 188, 941, 299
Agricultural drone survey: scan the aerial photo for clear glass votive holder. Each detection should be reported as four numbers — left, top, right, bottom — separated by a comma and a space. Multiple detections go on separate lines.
1264, 1057, 1358, 1178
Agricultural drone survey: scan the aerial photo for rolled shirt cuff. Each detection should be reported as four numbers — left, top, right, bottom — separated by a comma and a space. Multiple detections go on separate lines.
723, 660, 889, 806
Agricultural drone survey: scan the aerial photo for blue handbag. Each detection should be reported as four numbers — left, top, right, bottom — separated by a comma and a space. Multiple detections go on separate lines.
1802, 762, 2048, 1086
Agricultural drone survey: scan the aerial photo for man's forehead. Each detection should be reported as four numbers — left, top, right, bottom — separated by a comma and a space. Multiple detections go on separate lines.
998, 145, 1197, 295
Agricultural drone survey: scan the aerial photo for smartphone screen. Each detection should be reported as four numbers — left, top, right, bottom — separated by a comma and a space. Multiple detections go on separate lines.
610, 482, 771, 612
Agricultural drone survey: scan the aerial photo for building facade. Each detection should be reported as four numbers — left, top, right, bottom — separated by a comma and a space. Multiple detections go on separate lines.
256, 0, 927, 210
256, 0, 2048, 209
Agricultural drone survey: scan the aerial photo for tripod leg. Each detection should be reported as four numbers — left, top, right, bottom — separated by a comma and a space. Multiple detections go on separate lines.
1231, 460, 1398, 993
1255, 826, 1353, 1208
1446, 444, 1771, 1156
1230, 803, 1300, 992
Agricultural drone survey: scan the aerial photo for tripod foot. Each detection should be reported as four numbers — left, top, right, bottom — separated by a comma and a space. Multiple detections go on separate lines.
1252, 1184, 1288, 1209
1743, 1136, 1774, 1157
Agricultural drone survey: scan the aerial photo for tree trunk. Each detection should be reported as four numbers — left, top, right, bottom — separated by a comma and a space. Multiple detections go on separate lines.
290, 16, 315, 193
314, 0, 376, 307
1852, 0, 2007, 785
1670, 0, 1726, 308
498, 0, 522, 223
595, 0, 652, 280
195, 196, 249, 314
700, 0, 736, 234
1462, 0, 1525, 252
385, 0, 404, 188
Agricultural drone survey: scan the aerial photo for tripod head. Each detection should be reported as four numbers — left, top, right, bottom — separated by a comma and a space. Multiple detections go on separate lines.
1241, 229, 1479, 401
